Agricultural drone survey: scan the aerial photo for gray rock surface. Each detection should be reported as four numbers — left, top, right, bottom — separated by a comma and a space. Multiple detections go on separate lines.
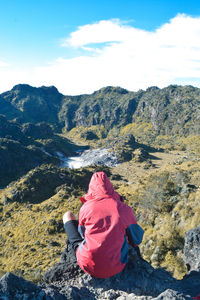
0, 227, 200, 299
153, 289, 192, 299
184, 226, 200, 272
116, 289, 193, 299
0, 272, 66, 299
42, 243, 199, 299
0, 272, 45, 299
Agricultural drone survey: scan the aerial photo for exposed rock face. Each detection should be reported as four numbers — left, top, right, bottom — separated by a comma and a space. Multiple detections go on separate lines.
184, 226, 200, 272
0, 227, 200, 299
0, 272, 66, 299
1, 84, 62, 126
1, 84, 200, 136
44, 242, 84, 283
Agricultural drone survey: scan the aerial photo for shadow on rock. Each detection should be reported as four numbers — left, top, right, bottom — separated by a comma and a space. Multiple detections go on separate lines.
43, 239, 200, 299
1, 227, 200, 299
43, 242, 84, 283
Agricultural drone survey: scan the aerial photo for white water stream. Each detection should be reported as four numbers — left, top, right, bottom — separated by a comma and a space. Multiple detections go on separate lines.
56, 148, 118, 169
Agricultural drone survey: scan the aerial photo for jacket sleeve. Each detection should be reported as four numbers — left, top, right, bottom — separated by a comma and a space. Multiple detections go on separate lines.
126, 223, 144, 246
125, 206, 144, 246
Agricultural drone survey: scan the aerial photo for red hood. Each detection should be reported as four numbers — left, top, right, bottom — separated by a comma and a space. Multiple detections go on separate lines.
80, 172, 120, 203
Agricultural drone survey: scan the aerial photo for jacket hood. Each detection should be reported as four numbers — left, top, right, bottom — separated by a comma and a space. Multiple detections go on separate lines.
80, 172, 120, 203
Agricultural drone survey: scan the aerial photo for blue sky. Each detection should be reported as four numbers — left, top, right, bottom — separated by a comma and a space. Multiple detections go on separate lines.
1, 0, 200, 94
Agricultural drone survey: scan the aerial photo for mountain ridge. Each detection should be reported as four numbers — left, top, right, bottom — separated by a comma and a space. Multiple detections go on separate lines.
1, 84, 200, 136
0, 83, 200, 293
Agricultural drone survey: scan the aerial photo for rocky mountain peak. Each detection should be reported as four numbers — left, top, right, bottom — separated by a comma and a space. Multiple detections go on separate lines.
11, 83, 34, 91
93, 86, 129, 95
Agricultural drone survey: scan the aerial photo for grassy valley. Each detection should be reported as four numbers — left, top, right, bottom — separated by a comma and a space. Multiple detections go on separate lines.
0, 84, 200, 281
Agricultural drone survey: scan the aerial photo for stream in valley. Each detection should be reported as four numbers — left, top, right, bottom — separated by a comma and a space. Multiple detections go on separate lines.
56, 148, 118, 169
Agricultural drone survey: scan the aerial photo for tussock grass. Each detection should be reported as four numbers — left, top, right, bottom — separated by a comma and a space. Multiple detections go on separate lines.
0, 139, 200, 280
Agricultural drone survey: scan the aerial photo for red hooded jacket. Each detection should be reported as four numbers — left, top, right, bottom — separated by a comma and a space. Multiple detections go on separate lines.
76, 172, 144, 278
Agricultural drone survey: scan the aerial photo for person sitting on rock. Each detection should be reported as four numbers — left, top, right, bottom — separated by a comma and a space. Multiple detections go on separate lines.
63, 171, 144, 278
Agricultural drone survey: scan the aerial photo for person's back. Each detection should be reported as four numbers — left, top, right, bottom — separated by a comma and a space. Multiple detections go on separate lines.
63, 172, 144, 278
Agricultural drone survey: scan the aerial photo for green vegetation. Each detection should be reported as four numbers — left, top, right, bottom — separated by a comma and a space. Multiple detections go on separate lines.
0, 83, 200, 281
115, 158, 200, 279
2, 84, 200, 138
0, 116, 85, 187
119, 122, 157, 144
0, 164, 111, 281
66, 125, 107, 145
0, 155, 199, 280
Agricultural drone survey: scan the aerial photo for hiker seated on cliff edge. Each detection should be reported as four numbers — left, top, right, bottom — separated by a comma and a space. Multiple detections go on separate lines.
63, 171, 144, 279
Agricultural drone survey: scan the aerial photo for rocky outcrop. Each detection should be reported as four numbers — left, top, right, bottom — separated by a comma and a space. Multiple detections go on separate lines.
0, 272, 45, 299
184, 226, 200, 272
0, 272, 66, 300
61, 134, 152, 169
1, 84, 62, 126
105, 134, 146, 163
1, 227, 200, 299
1, 84, 200, 136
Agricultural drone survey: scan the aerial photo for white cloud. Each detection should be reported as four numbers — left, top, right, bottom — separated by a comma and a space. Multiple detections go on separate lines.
1, 14, 200, 95
0, 60, 33, 93
0, 61, 9, 68
62, 19, 146, 48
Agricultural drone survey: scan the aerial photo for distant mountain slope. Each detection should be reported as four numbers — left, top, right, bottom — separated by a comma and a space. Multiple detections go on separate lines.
1, 84, 200, 136
134, 85, 200, 135
0, 84, 62, 129
0, 115, 84, 187
58, 86, 138, 130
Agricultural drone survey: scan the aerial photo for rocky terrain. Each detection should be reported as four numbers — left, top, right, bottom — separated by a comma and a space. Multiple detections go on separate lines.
0, 226, 200, 299
0, 115, 86, 187
1, 84, 200, 136
1, 83, 200, 187
0, 83, 200, 298
60, 134, 152, 168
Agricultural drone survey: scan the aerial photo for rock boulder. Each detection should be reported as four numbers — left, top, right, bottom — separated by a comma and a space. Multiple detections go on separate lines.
0, 227, 200, 299
184, 226, 200, 272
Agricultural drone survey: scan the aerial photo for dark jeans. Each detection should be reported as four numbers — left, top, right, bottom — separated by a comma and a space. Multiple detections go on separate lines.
64, 220, 83, 253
